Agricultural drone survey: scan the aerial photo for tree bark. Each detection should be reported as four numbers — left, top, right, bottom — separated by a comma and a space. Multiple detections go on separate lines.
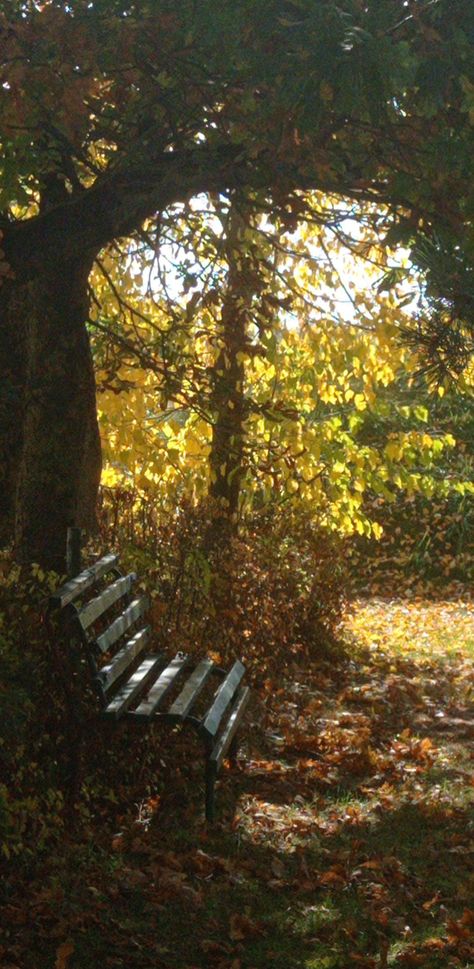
0, 253, 101, 572
0, 275, 28, 546
207, 204, 250, 547
209, 294, 246, 527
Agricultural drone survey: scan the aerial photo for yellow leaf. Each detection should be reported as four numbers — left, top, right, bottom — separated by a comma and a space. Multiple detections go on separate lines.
186, 434, 203, 456
385, 441, 402, 461
354, 393, 367, 411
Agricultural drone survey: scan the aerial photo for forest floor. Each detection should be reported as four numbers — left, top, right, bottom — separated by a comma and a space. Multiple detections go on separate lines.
3, 597, 474, 969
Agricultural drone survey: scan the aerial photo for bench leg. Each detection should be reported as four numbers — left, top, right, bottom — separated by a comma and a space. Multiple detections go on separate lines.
205, 759, 217, 823
229, 734, 240, 768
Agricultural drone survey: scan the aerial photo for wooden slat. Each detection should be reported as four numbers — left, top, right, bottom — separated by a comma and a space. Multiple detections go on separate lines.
99, 625, 151, 694
132, 653, 191, 721
95, 596, 149, 654
200, 660, 245, 738
49, 553, 119, 609
103, 654, 164, 720
210, 685, 250, 771
168, 658, 214, 721
78, 573, 136, 630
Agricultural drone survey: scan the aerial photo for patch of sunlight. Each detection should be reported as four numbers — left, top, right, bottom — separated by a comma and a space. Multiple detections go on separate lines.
345, 597, 474, 659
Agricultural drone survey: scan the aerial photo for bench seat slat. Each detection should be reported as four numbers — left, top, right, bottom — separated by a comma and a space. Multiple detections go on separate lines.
168, 658, 214, 721
200, 660, 245, 739
79, 573, 136, 630
132, 653, 191, 721
99, 625, 151, 694
210, 685, 250, 771
95, 596, 149, 654
104, 654, 164, 720
50, 553, 119, 609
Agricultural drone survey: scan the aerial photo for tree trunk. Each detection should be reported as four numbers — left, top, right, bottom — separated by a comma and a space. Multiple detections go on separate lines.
208, 204, 249, 548
0, 276, 28, 546
209, 313, 246, 528
0, 255, 101, 572
0, 144, 281, 569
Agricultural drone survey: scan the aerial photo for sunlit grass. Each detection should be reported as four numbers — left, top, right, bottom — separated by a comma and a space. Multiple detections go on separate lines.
345, 597, 474, 658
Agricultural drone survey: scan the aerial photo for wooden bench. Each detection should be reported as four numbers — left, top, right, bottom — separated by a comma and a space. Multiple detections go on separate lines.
47, 552, 250, 821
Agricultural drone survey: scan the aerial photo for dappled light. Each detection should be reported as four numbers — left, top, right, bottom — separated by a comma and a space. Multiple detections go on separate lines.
2, 589, 472, 968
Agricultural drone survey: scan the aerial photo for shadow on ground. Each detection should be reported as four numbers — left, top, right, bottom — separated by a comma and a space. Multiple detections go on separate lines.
2, 603, 472, 969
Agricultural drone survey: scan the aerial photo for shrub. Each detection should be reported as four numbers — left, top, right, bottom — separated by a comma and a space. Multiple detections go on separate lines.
0, 556, 166, 865
201, 507, 348, 681
100, 493, 348, 683
0, 558, 67, 861
347, 491, 474, 596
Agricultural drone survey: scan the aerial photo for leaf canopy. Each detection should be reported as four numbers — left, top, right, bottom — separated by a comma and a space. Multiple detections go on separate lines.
1, 0, 473, 366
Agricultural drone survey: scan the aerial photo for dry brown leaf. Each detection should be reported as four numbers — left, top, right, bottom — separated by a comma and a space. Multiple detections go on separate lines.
200, 939, 232, 956
229, 913, 264, 942
446, 908, 474, 940
270, 857, 287, 879
319, 866, 347, 886
348, 954, 377, 968
189, 850, 217, 876
422, 892, 441, 910
55, 941, 74, 969
296, 879, 319, 893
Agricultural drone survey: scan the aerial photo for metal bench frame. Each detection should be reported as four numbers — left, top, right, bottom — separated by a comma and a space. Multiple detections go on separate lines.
48, 552, 250, 821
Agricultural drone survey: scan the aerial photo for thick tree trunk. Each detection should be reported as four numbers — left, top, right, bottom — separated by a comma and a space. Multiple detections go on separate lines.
0, 144, 283, 569
0, 256, 101, 572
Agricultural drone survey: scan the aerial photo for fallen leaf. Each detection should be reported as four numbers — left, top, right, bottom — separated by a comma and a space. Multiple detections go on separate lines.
55, 942, 74, 969
229, 913, 264, 942
270, 857, 287, 879
446, 908, 474, 940
200, 939, 231, 956
319, 866, 347, 886
422, 892, 441, 910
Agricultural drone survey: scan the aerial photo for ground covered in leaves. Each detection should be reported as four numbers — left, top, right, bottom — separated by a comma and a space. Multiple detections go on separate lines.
2, 598, 473, 969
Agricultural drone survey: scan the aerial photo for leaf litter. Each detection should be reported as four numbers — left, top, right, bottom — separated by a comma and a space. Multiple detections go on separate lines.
1, 597, 473, 968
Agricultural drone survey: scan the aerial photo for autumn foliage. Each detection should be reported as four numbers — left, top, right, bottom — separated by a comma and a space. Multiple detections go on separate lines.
100, 495, 347, 681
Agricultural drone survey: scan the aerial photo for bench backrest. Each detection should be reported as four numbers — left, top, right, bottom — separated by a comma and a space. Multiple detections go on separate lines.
49, 554, 152, 708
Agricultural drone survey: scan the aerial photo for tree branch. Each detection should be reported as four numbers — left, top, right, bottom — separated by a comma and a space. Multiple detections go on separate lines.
5, 143, 259, 267
4, 139, 392, 272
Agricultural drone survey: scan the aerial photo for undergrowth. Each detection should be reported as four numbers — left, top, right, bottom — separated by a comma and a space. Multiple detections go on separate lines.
0, 502, 347, 867
99, 497, 348, 681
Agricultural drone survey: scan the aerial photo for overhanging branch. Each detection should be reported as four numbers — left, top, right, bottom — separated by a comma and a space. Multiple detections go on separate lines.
4, 139, 392, 271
